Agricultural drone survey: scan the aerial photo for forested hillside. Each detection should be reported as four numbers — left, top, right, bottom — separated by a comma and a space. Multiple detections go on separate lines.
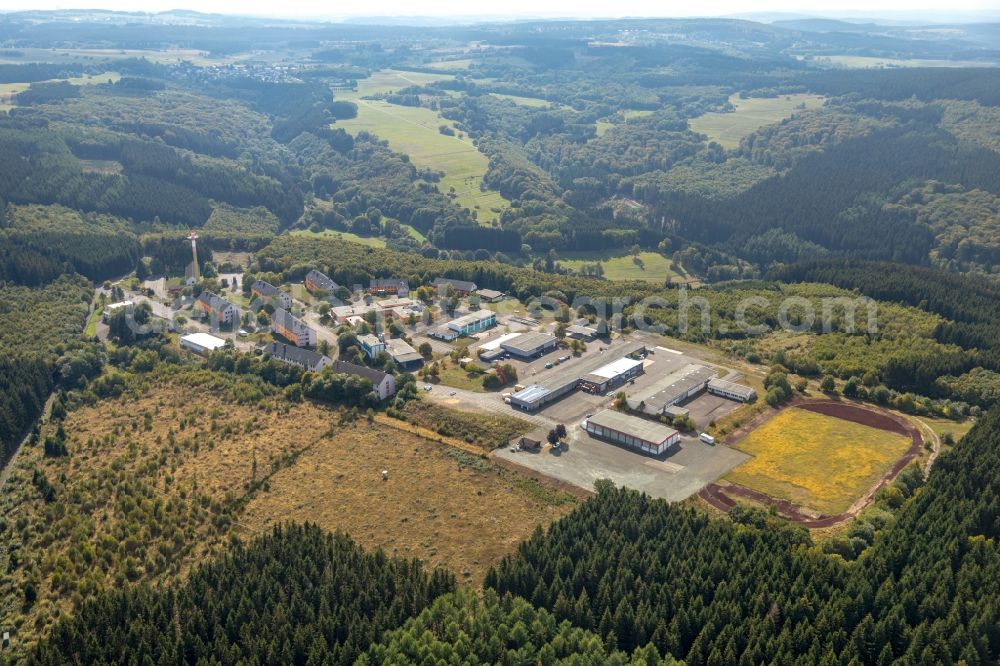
30, 523, 456, 665
487, 406, 1000, 663
0, 276, 92, 469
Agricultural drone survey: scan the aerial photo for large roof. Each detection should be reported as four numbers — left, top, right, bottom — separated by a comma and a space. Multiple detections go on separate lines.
387, 338, 422, 364
479, 332, 522, 351
330, 360, 389, 385
197, 290, 235, 314
586, 357, 643, 381
627, 363, 716, 411
510, 340, 647, 406
433, 276, 478, 292
272, 308, 312, 335
181, 332, 226, 351
306, 269, 339, 292
586, 409, 679, 445
511, 384, 552, 404
449, 310, 495, 330
264, 342, 329, 369
501, 331, 556, 354
708, 377, 757, 398
251, 280, 281, 297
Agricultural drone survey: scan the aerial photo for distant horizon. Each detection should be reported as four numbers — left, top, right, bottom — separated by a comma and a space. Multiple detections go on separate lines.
2, 4, 999, 25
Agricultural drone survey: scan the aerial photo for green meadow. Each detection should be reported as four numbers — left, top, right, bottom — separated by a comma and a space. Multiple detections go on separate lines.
0, 70, 120, 112
556, 250, 694, 284
334, 70, 509, 223
689, 93, 825, 149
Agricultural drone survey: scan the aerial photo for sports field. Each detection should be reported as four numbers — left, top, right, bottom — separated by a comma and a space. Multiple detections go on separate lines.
725, 406, 911, 515
689, 93, 825, 150
557, 250, 693, 284
334, 70, 509, 222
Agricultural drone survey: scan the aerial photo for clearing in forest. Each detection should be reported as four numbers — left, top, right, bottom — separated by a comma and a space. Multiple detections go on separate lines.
556, 250, 694, 284
334, 70, 509, 222
0, 375, 570, 656
689, 93, 825, 150
725, 406, 911, 515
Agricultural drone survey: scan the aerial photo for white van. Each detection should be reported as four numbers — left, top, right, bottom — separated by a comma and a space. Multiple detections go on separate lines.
699, 432, 716, 445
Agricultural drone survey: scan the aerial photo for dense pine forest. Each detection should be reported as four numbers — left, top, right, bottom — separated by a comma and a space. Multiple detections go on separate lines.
29, 524, 456, 665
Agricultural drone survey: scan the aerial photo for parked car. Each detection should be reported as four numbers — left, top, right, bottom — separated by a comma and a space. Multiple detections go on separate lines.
423, 384, 432, 391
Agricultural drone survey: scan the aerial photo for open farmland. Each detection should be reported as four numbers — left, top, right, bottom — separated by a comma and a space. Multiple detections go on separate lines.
689, 93, 825, 149
334, 70, 509, 222
724, 405, 912, 515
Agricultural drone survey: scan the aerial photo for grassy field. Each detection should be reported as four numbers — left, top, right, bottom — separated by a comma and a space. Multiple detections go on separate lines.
0, 377, 570, 654
595, 109, 655, 137
0, 70, 120, 110
83, 306, 101, 337
557, 250, 693, 284
289, 228, 387, 248
689, 93, 825, 150
241, 412, 566, 583
726, 407, 911, 515
490, 93, 558, 108
435, 364, 488, 393
334, 70, 509, 222
398, 401, 533, 452
814, 55, 998, 69
916, 415, 976, 444
426, 58, 475, 70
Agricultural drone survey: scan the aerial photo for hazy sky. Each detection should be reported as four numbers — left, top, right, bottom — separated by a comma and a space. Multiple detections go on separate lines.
4, 0, 999, 20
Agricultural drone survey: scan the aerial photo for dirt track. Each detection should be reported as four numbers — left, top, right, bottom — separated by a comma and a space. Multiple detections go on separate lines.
699, 400, 924, 528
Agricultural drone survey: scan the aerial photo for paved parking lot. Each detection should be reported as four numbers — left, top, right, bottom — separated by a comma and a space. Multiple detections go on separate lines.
494, 428, 749, 501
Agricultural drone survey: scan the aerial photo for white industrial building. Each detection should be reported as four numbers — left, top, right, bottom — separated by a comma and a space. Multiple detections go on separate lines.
180, 332, 227, 356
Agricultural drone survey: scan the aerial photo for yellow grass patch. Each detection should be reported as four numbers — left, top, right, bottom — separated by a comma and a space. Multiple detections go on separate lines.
726, 407, 910, 515
241, 421, 572, 582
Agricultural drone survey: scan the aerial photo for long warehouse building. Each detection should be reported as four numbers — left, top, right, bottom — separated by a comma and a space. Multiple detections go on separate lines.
584, 409, 681, 456
626, 363, 716, 416
510, 341, 647, 412
707, 377, 757, 402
